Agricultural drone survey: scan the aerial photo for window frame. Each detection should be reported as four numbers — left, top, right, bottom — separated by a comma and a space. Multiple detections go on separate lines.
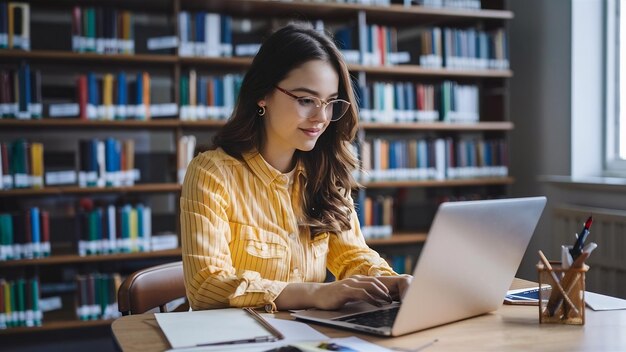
605, 0, 626, 175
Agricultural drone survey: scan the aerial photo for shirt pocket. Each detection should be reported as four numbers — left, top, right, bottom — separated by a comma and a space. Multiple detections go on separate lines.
310, 233, 330, 258
233, 224, 288, 259
245, 238, 286, 259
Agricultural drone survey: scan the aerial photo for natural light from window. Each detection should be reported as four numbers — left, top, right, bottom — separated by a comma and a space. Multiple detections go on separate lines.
621, 6, 625, 159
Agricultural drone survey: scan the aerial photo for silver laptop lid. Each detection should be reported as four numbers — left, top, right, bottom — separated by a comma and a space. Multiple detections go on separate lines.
391, 197, 546, 336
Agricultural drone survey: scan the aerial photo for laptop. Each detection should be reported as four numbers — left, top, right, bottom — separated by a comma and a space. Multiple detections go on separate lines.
292, 196, 547, 336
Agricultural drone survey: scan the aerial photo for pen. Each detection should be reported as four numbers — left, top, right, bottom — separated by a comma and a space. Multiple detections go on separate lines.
244, 307, 285, 341
569, 216, 593, 260
197, 335, 277, 347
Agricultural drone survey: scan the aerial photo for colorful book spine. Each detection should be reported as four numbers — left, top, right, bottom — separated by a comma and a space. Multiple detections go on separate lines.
179, 72, 243, 121
0, 277, 41, 328
75, 273, 121, 321
358, 195, 394, 239
77, 202, 152, 256
0, 65, 42, 120
0, 208, 51, 261
6, 2, 30, 51
78, 138, 137, 188
178, 11, 232, 57
358, 136, 508, 182
72, 6, 134, 54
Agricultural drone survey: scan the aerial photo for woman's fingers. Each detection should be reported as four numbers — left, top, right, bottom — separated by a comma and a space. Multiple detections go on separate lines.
342, 277, 392, 303
341, 284, 384, 307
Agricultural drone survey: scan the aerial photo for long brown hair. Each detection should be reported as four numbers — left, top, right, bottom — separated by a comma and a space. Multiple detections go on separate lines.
213, 23, 360, 237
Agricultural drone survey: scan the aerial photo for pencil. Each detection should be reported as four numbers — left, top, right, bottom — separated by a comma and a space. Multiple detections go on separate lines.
244, 307, 285, 341
538, 250, 580, 317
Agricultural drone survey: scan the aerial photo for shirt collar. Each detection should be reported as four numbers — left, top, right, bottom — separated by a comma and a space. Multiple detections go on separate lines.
243, 151, 306, 187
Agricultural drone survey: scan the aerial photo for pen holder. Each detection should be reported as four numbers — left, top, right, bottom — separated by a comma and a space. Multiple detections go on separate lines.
537, 261, 588, 325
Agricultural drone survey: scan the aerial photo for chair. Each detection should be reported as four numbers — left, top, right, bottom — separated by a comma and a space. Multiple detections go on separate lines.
117, 261, 188, 315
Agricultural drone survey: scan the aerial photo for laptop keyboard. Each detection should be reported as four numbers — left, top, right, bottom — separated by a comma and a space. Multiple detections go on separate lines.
335, 307, 399, 328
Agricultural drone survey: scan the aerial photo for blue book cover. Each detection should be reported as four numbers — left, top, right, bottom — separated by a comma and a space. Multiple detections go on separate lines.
221, 15, 232, 49
87, 72, 99, 106
197, 77, 207, 106
214, 77, 223, 107
19, 63, 31, 113
195, 12, 205, 44
105, 138, 116, 174
135, 72, 143, 105
116, 72, 127, 108
136, 204, 144, 239
30, 207, 40, 245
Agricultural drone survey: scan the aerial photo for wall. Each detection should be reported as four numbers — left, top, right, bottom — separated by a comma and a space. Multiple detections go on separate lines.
510, 0, 626, 298
509, 0, 572, 279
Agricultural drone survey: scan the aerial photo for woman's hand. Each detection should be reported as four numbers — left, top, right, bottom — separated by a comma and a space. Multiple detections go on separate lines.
312, 275, 412, 310
373, 274, 413, 302
274, 274, 413, 311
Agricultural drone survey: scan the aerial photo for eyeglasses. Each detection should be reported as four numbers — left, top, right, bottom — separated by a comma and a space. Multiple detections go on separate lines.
274, 86, 350, 122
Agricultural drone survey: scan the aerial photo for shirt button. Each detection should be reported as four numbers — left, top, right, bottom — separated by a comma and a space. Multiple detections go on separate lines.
278, 175, 288, 184
292, 268, 299, 275
261, 244, 268, 251
289, 233, 297, 239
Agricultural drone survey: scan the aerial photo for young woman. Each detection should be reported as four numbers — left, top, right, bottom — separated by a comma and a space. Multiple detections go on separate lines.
180, 23, 411, 312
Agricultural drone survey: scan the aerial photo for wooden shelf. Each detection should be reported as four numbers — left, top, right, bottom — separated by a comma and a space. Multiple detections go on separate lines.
0, 119, 181, 129
366, 233, 427, 246
352, 64, 513, 78
179, 56, 253, 67
179, 120, 228, 128
181, 0, 513, 22
0, 183, 181, 197
361, 121, 514, 131
0, 319, 113, 335
0, 249, 182, 268
0, 49, 177, 65
363, 177, 514, 188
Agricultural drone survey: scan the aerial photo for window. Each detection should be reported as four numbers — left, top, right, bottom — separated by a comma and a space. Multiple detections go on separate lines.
606, 0, 626, 174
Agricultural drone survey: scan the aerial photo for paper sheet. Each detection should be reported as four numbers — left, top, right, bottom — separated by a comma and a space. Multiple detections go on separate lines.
585, 291, 626, 311
163, 316, 328, 351
155, 309, 275, 349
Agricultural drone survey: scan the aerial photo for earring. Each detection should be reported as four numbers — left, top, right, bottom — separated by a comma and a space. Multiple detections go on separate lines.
257, 106, 266, 117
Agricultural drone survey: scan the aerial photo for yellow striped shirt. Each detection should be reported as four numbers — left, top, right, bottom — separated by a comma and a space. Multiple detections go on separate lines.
180, 148, 396, 310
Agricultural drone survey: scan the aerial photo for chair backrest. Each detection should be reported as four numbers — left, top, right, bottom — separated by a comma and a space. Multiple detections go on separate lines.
117, 261, 188, 315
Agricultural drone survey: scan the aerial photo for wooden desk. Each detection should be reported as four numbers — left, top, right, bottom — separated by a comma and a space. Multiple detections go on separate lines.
111, 279, 626, 351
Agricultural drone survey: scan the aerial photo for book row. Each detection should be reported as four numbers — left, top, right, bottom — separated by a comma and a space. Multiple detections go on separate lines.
77, 138, 137, 188
298, 0, 481, 10
0, 66, 486, 123
357, 80, 478, 123
0, 2, 30, 50
0, 65, 42, 119
0, 278, 41, 329
76, 202, 152, 256
0, 138, 138, 190
178, 12, 233, 57
179, 71, 242, 121
76, 272, 121, 321
0, 139, 44, 190
75, 71, 157, 121
417, 27, 509, 70
358, 195, 394, 239
177, 135, 197, 184
358, 137, 508, 181
0, 208, 51, 261
71, 6, 134, 54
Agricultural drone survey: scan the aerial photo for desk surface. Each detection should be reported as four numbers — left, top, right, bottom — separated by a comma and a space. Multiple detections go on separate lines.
111, 279, 626, 351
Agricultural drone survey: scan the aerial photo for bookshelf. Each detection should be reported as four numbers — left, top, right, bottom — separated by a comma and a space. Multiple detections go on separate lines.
0, 0, 512, 339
